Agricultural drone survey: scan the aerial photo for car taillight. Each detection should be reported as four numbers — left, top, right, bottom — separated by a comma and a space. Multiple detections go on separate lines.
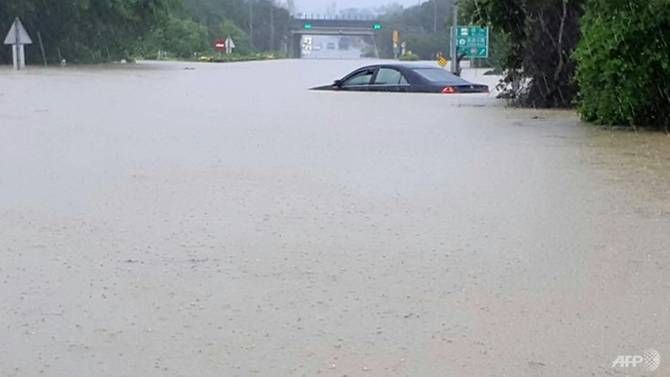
442, 86, 456, 94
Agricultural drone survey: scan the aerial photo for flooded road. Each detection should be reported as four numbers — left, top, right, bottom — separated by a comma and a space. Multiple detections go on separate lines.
1, 60, 669, 377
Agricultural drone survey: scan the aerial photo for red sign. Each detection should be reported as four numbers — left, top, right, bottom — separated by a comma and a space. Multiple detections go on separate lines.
214, 39, 226, 52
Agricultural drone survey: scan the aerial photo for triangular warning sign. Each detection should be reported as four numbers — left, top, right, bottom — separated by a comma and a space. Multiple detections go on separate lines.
4, 17, 32, 45
225, 36, 235, 49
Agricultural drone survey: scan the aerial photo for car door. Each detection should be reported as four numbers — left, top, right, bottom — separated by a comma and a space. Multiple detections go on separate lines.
369, 67, 410, 92
339, 68, 378, 91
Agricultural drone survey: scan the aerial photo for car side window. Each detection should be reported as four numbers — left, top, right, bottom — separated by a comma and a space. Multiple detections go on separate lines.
374, 68, 407, 85
343, 70, 375, 86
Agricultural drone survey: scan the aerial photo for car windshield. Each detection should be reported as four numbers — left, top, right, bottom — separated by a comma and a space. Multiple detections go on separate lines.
412, 68, 470, 84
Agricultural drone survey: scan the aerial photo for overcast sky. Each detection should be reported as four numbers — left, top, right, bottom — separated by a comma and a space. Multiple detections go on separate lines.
294, 0, 423, 13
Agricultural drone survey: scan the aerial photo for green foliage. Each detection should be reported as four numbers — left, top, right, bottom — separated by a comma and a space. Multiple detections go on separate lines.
457, 0, 510, 69
140, 15, 209, 58
398, 52, 420, 61
403, 34, 451, 60
376, 0, 456, 59
487, 31, 511, 71
198, 51, 281, 63
470, 0, 527, 72
0, 0, 175, 63
575, 0, 670, 130
182, 0, 289, 53
0, 0, 289, 64
395, 0, 456, 34
216, 19, 250, 54
470, 0, 584, 108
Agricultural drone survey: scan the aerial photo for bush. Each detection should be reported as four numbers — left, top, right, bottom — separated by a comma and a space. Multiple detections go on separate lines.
399, 52, 420, 61
140, 15, 210, 59
403, 34, 451, 60
213, 19, 251, 55
575, 0, 670, 130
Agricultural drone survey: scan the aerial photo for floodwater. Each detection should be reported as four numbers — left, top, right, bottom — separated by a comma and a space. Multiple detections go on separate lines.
0, 60, 669, 377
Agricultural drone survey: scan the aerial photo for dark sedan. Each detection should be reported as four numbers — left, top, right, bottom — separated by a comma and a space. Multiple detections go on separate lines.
312, 63, 489, 94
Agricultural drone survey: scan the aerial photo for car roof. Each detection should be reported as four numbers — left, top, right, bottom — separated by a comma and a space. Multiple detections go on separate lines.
383, 63, 439, 69
356, 63, 437, 70
346, 63, 474, 86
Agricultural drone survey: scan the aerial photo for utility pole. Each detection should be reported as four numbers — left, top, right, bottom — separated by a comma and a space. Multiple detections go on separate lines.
249, 0, 254, 49
270, 1, 275, 51
433, 0, 438, 33
450, 1, 459, 74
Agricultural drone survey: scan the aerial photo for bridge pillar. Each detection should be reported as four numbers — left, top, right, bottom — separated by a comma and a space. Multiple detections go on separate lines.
289, 33, 302, 59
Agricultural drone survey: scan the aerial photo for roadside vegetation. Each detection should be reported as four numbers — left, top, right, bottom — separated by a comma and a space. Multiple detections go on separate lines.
398, 52, 420, 61
575, 0, 669, 131
463, 0, 669, 130
0, 0, 288, 64
0, 0, 173, 63
375, 0, 454, 60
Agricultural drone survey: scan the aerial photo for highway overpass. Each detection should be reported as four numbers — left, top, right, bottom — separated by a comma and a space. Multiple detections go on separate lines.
289, 18, 382, 58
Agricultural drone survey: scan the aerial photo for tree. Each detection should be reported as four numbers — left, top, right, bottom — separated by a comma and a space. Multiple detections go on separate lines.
376, 0, 456, 59
1, 0, 290, 64
470, 0, 584, 108
1, 0, 175, 64
181, 0, 289, 53
140, 14, 209, 58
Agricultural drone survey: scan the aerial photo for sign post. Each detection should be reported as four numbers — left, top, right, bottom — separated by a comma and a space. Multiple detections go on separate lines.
4, 17, 33, 70
224, 36, 236, 55
214, 39, 226, 54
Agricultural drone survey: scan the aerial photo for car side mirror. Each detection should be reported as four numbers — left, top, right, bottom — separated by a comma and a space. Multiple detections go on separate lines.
333, 79, 343, 87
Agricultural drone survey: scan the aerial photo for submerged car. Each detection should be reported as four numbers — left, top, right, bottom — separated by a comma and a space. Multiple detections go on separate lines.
312, 63, 489, 94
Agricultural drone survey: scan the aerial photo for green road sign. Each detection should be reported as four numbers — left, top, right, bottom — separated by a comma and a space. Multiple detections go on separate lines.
455, 26, 489, 59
